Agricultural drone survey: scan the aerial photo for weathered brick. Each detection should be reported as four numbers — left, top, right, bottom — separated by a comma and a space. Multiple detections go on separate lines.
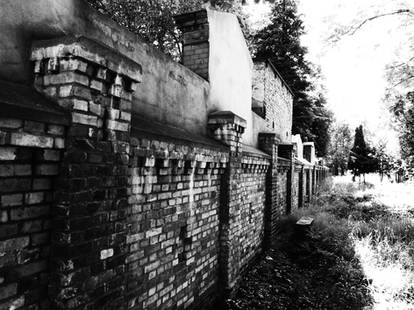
54, 137, 65, 149
0, 296, 25, 310
33, 178, 51, 190
59, 58, 88, 72
106, 120, 129, 132
0, 224, 18, 239
0, 147, 16, 160
25, 192, 44, 204
47, 124, 65, 136
0, 283, 17, 301
13, 260, 47, 277
96, 68, 108, 80
44, 71, 89, 86
0, 178, 31, 193
0, 165, 30, 177
120, 111, 131, 121
100, 248, 114, 260
14, 165, 31, 176
90, 80, 104, 92
59, 84, 92, 100
89, 102, 102, 116
0, 131, 7, 145
72, 113, 98, 127
0, 211, 7, 223
0, 236, 30, 251
37, 149, 60, 161
35, 164, 58, 176
24, 120, 45, 133
20, 220, 43, 233
43, 86, 57, 98
10, 133, 53, 148
31, 232, 49, 246
10, 205, 49, 220
120, 100, 132, 111
1, 194, 23, 207
73, 99, 89, 112
0, 165, 13, 177
0, 119, 23, 129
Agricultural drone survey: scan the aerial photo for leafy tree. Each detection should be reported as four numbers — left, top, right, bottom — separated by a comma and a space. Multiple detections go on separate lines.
324, 1, 414, 165
371, 141, 395, 181
253, 0, 332, 156
327, 123, 353, 175
311, 94, 333, 157
388, 91, 414, 160
86, 0, 249, 59
349, 125, 377, 181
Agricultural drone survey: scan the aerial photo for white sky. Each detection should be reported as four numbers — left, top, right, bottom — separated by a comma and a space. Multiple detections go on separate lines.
244, 0, 414, 154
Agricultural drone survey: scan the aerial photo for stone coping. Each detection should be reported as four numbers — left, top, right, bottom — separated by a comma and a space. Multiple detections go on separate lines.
174, 9, 208, 29
242, 144, 271, 159
31, 35, 142, 82
208, 111, 247, 128
0, 80, 70, 125
131, 114, 228, 152
295, 157, 312, 167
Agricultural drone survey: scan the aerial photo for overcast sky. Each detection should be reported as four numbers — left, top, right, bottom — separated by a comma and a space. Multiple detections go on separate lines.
245, 0, 414, 154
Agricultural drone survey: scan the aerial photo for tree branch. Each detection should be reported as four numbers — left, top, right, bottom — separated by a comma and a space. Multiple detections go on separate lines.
328, 9, 414, 43
393, 74, 414, 87
347, 9, 413, 36
387, 56, 414, 70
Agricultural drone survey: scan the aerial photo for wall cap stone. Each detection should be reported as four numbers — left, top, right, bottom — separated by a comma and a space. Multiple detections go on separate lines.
31, 35, 142, 82
207, 111, 246, 128
0, 80, 70, 125
303, 142, 315, 146
258, 132, 281, 143
174, 9, 208, 30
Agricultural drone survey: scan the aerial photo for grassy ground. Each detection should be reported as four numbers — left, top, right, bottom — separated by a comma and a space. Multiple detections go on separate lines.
226, 174, 414, 310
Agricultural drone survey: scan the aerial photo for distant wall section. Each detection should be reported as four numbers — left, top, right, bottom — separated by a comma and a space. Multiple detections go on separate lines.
252, 61, 293, 144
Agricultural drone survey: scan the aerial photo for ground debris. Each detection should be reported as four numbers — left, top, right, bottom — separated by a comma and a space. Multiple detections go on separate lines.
226, 178, 378, 310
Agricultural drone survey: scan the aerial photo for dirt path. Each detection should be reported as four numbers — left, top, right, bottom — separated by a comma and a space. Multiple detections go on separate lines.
226, 174, 414, 310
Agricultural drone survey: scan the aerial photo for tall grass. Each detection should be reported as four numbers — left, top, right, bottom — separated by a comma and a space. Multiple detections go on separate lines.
298, 175, 414, 309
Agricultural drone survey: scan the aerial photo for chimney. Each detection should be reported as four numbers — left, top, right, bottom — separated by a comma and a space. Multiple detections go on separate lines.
175, 10, 210, 80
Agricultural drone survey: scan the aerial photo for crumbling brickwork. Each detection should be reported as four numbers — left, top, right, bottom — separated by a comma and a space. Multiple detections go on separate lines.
0, 8, 330, 310
30, 36, 141, 309
292, 167, 301, 211
276, 163, 289, 218
226, 154, 269, 288
252, 61, 293, 143
126, 132, 228, 309
0, 83, 68, 309
175, 10, 210, 81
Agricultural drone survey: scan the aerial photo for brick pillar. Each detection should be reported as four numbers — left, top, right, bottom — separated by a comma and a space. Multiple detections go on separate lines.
277, 144, 294, 214
175, 10, 209, 80
306, 168, 311, 203
258, 133, 279, 247
31, 36, 142, 309
208, 111, 246, 293
303, 142, 315, 164
298, 166, 304, 208
312, 166, 317, 196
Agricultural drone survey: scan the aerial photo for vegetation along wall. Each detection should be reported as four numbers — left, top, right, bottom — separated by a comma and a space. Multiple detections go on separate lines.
0, 1, 330, 309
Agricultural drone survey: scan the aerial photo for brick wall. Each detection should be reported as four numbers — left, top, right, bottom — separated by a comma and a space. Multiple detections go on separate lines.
0, 32, 331, 310
252, 61, 293, 144
126, 131, 228, 309
276, 164, 289, 219
175, 10, 209, 81
225, 154, 269, 288
30, 36, 141, 309
0, 85, 68, 310
292, 167, 300, 211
